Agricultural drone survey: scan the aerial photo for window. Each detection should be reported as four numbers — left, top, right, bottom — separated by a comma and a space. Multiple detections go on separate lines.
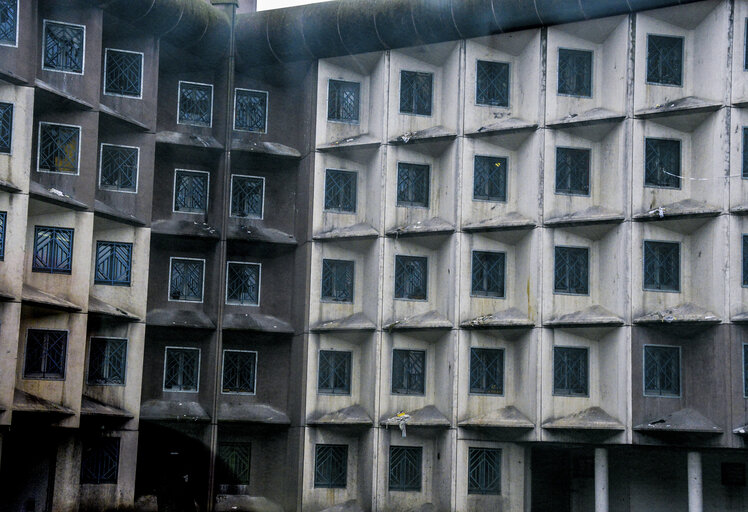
32, 226, 74, 274
400, 70, 432, 116
470, 348, 504, 395
646, 34, 683, 86
744, 235, 748, 287
103, 49, 142, 98
558, 48, 593, 97
643, 345, 680, 397
38, 122, 80, 174
553, 346, 588, 396
42, 20, 85, 74
169, 258, 204, 302
328, 80, 360, 123
221, 350, 257, 394
80, 438, 119, 485
0, 211, 6, 261
468, 448, 501, 495
0, 0, 17, 46
743, 128, 748, 179
744, 344, 748, 398
324, 169, 357, 213
392, 349, 425, 395
315, 444, 347, 488
99, 144, 138, 192
643, 241, 680, 292
321, 259, 354, 303
476, 60, 509, 107
163, 347, 200, 392
394, 255, 427, 300
230, 175, 264, 218
178, 81, 213, 127
645, 138, 681, 188
389, 446, 422, 491
87, 337, 127, 385
473, 155, 507, 202
555, 147, 590, 195
471, 251, 505, 298
0, 101, 12, 153
24, 329, 67, 379
94, 241, 132, 286
397, 162, 429, 207
318, 350, 351, 394
218, 443, 251, 486
174, 170, 209, 213
554, 246, 589, 295
226, 262, 260, 306
234, 88, 267, 132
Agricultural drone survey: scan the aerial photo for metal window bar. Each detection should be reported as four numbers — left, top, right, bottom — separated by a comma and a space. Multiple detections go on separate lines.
557, 48, 593, 97
468, 448, 502, 495
645, 138, 681, 188
476, 60, 509, 107
554, 246, 589, 294
0, 211, 6, 261
170, 258, 204, 301
226, 262, 260, 305
647, 34, 683, 86
643, 241, 680, 291
32, 226, 74, 274
318, 350, 351, 394
471, 251, 505, 298
218, 443, 251, 486
222, 350, 256, 393
230, 176, 263, 218
473, 155, 507, 202
469, 348, 504, 395
38, 123, 79, 174
389, 446, 422, 491
104, 49, 142, 97
743, 128, 748, 179
88, 338, 127, 385
235, 89, 267, 132
394, 255, 427, 300
315, 445, 348, 488
174, 170, 208, 213
555, 147, 590, 195
24, 329, 67, 379
391, 349, 425, 395
400, 70, 432, 116
324, 169, 357, 212
397, 162, 429, 207
0, 101, 12, 153
179, 83, 212, 126
100, 144, 138, 191
94, 241, 132, 286
321, 259, 354, 303
328, 80, 360, 123
43, 21, 84, 73
644, 345, 680, 396
80, 438, 120, 485
0, 0, 17, 45
164, 347, 199, 391
553, 346, 588, 396
744, 236, 748, 287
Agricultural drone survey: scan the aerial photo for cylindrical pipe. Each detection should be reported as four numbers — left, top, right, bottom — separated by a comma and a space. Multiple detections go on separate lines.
688, 451, 703, 512
595, 448, 609, 512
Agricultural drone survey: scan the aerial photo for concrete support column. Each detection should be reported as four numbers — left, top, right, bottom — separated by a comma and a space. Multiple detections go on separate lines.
688, 451, 703, 512
594, 448, 609, 512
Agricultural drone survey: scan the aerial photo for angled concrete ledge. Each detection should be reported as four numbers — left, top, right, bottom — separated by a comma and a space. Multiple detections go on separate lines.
80, 396, 133, 420
380, 405, 450, 428
13, 389, 75, 416
384, 310, 452, 331
98, 103, 151, 132
466, 118, 537, 138
546, 108, 625, 129
309, 404, 373, 427
151, 219, 221, 239
462, 212, 536, 233
311, 312, 377, 333
635, 408, 722, 435
156, 130, 223, 150
314, 222, 379, 241
22, 284, 81, 312
0, 289, 15, 301
731, 312, 748, 323
0, 65, 28, 85
29, 181, 88, 211
223, 312, 294, 334
730, 204, 748, 215
386, 217, 455, 238
94, 200, 146, 227
88, 296, 140, 322
544, 206, 625, 228
35, 79, 95, 110
634, 303, 721, 325
217, 403, 290, 425
388, 126, 456, 145
546, 305, 624, 328
146, 309, 216, 330
0, 178, 22, 193
231, 138, 302, 158
140, 399, 210, 423
732, 424, 748, 435
228, 222, 296, 245
542, 407, 624, 431
317, 133, 381, 152
634, 96, 722, 119
459, 406, 534, 429
633, 199, 721, 221
460, 308, 534, 329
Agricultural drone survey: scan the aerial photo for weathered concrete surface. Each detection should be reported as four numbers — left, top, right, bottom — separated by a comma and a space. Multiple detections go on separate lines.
381, 405, 450, 427
139, 399, 210, 422
311, 312, 377, 332
227, 222, 297, 245
151, 219, 221, 239
384, 310, 452, 331
389, 125, 456, 145
547, 107, 625, 128
462, 211, 536, 232
214, 495, 284, 512
309, 404, 373, 426
544, 206, 625, 228
468, 117, 537, 137
633, 199, 721, 221
29, 180, 88, 210
93, 199, 146, 226
460, 308, 534, 329
546, 305, 624, 327
459, 405, 534, 429
231, 138, 302, 158
80, 395, 133, 419
313, 222, 379, 241
22, 283, 81, 311
635, 408, 723, 434
223, 312, 294, 333
155, 130, 223, 150
634, 303, 721, 325
319, 500, 364, 512
13, 389, 75, 415
634, 96, 721, 119
146, 308, 216, 329
88, 295, 140, 321
317, 133, 381, 152
542, 407, 625, 431
217, 402, 290, 424
386, 217, 455, 238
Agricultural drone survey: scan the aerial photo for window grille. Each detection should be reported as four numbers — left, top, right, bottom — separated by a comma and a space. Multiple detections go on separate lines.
643, 241, 679, 291
324, 169, 357, 213
743, 128, 748, 179
318, 350, 351, 394
0, 211, 6, 261
218, 443, 251, 486
104, 49, 142, 97
473, 155, 507, 201
470, 348, 504, 395
744, 235, 748, 287
394, 255, 427, 300
553, 346, 588, 396
33, 226, 74, 274
169, 258, 204, 302
556, 147, 590, 195
476, 60, 509, 107
38, 123, 79, 174
226, 262, 260, 306
234, 89, 267, 132
744, 344, 748, 397
471, 251, 505, 298
0, 0, 17, 45
163, 347, 200, 392
43, 21, 84, 73
94, 241, 132, 286
80, 438, 120, 485
0, 101, 12, 153
178, 82, 213, 127
397, 162, 429, 207
328, 80, 360, 123
645, 138, 681, 188
554, 246, 589, 295
88, 337, 127, 385
468, 447, 502, 495
222, 350, 256, 394
100, 144, 138, 192
391, 349, 425, 395
174, 170, 208, 213
557, 48, 592, 97
400, 70, 432, 116
647, 34, 683, 86
321, 259, 354, 303
315, 445, 348, 488
230, 175, 264, 218
24, 329, 67, 379
389, 446, 422, 491
644, 345, 680, 396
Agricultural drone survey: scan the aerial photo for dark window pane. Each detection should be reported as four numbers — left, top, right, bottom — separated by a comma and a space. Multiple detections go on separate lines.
94, 241, 132, 286
32, 226, 74, 274
226, 262, 260, 305
38, 123, 80, 174
555, 147, 590, 195
392, 349, 425, 395
80, 438, 119, 485
315, 444, 348, 488
647, 35, 683, 86
400, 70, 432, 116
318, 350, 351, 394
24, 329, 67, 379
234, 89, 267, 132
554, 246, 589, 295
471, 251, 505, 298
104, 49, 142, 97
476, 60, 509, 107
645, 138, 681, 188
218, 443, 251, 486
469, 348, 504, 395
558, 48, 592, 97
397, 162, 429, 207
0, 0, 18, 46
0, 211, 6, 261
468, 447, 501, 495
321, 259, 354, 303
473, 155, 507, 201
174, 170, 208, 213
394, 255, 427, 300
0, 101, 12, 153
389, 446, 422, 491
169, 258, 204, 302
163, 347, 199, 391
178, 82, 213, 127
328, 80, 360, 123
553, 346, 588, 396
100, 144, 138, 192
222, 350, 256, 393
643, 241, 680, 291
324, 169, 357, 213
43, 20, 84, 73
644, 345, 680, 396
230, 175, 264, 218
88, 338, 127, 385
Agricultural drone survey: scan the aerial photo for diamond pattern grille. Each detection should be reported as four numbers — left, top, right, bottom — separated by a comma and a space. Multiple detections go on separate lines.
226, 262, 260, 305
33, 226, 74, 274
231, 175, 263, 218
95, 241, 132, 286
644, 345, 680, 396
324, 169, 357, 213
0, 0, 17, 45
81, 438, 120, 485
222, 350, 256, 393
88, 338, 127, 385
104, 49, 142, 97
0, 101, 12, 153
174, 170, 208, 213
38, 123, 79, 174
647, 35, 683, 86
389, 446, 422, 491
473, 155, 507, 201
554, 246, 589, 294
556, 147, 590, 195
645, 138, 681, 188
553, 347, 588, 396
328, 80, 360, 123
218, 443, 251, 486
318, 350, 351, 394
397, 162, 429, 207
476, 60, 509, 107
558, 48, 592, 96
321, 259, 354, 303
392, 349, 425, 395
179, 82, 212, 126
643, 241, 679, 291
24, 329, 67, 379
471, 251, 505, 298
470, 348, 504, 395
315, 445, 347, 488
400, 70, 432, 116
744, 235, 748, 287
234, 89, 267, 132
0, 211, 5, 261
43, 21, 84, 73
164, 347, 199, 391
468, 448, 502, 495
170, 258, 204, 301
100, 144, 138, 191
394, 255, 427, 300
